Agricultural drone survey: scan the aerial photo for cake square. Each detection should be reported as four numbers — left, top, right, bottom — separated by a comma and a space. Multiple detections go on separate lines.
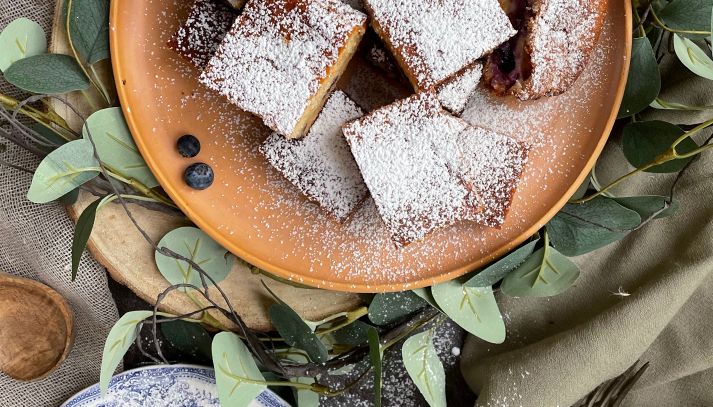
260, 91, 368, 222
167, 0, 236, 69
431, 120, 530, 227
363, 0, 515, 91
485, 0, 608, 99
342, 93, 479, 246
436, 63, 483, 115
200, 0, 367, 139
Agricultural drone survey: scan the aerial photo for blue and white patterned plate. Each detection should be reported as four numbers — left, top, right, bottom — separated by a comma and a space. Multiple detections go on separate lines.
61, 364, 290, 407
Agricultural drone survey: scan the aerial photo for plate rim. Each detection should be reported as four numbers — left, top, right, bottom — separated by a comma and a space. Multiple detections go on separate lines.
109, 1, 633, 293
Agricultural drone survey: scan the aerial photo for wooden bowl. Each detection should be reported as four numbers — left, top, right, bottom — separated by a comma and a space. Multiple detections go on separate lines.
110, 1, 632, 292
0, 273, 74, 381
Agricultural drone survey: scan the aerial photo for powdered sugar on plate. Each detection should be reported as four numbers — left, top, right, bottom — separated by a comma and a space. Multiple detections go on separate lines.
260, 91, 368, 222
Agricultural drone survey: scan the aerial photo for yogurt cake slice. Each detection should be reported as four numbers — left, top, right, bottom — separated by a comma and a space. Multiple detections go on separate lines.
343, 92, 529, 246
485, 0, 608, 99
261, 91, 368, 222
342, 93, 479, 247
167, 0, 236, 69
363, 0, 515, 91
200, 0, 367, 139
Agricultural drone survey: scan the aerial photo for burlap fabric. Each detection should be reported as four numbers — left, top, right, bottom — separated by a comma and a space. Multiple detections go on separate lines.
462, 55, 713, 406
0, 1, 120, 406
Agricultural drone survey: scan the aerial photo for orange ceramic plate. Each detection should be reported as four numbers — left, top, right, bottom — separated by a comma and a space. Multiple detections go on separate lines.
110, 0, 632, 293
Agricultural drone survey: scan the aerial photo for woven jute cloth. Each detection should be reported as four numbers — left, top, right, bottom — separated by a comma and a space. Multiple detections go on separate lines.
0, 1, 120, 406
462, 55, 713, 406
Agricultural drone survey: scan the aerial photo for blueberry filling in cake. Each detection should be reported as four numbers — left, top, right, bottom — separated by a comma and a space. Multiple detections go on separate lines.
485, 0, 532, 96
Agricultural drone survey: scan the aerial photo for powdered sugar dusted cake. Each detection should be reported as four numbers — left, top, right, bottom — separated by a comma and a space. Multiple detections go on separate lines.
432, 120, 529, 227
436, 63, 483, 115
200, 0, 367, 139
342, 93, 479, 246
485, 0, 608, 99
363, 0, 515, 91
261, 91, 368, 221
167, 0, 236, 69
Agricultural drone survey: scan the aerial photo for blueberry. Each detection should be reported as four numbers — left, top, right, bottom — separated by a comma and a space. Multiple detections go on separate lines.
184, 163, 214, 190
177, 134, 201, 158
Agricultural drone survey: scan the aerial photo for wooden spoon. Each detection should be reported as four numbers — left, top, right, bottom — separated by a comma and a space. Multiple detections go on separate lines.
0, 273, 74, 381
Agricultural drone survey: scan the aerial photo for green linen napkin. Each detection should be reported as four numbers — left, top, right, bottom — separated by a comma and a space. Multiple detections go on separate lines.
461, 55, 713, 407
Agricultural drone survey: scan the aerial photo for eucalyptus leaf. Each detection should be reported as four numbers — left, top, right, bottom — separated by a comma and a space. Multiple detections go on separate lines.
154, 226, 233, 290
465, 237, 540, 287
71, 197, 104, 281
547, 197, 641, 256
622, 120, 698, 173
673, 34, 713, 80
4, 54, 90, 94
27, 139, 99, 204
650, 98, 713, 111
618, 37, 661, 118
432, 281, 505, 344
659, 0, 713, 39
31, 123, 69, 153
368, 292, 427, 326
281, 352, 319, 406
614, 196, 680, 220
0, 18, 46, 72
501, 246, 580, 298
332, 320, 372, 346
83, 107, 159, 188
402, 330, 447, 407
367, 328, 383, 407
269, 302, 329, 363
67, 0, 110, 64
59, 188, 81, 205
411, 288, 441, 310
212, 332, 267, 407
295, 376, 319, 407
160, 320, 212, 362
100, 311, 153, 395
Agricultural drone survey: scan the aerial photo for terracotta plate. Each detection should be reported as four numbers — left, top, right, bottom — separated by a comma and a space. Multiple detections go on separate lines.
109, 0, 632, 293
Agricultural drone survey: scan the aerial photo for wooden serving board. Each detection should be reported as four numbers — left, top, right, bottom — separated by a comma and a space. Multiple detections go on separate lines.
50, 0, 361, 331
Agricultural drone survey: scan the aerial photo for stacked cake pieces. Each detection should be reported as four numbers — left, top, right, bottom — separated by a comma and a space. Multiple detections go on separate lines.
167, 0, 236, 69
167, 0, 611, 246
261, 91, 368, 222
343, 93, 527, 246
200, 0, 367, 139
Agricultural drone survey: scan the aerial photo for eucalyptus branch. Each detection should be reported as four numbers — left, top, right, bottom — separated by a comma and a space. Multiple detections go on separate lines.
0, 93, 78, 142
573, 118, 713, 204
65, 0, 111, 106
0, 157, 35, 174
649, 6, 711, 36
